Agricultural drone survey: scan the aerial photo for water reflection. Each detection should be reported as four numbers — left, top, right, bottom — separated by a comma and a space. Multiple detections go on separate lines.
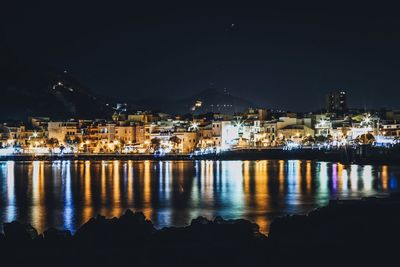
63, 161, 73, 230
0, 160, 399, 234
6, 161, 16, 222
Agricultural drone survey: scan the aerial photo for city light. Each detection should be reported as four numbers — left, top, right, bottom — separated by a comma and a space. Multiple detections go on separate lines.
0, 101, 399, 157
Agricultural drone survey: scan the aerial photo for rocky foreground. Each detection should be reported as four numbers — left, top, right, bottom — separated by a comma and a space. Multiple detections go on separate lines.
1, 193, 400, 266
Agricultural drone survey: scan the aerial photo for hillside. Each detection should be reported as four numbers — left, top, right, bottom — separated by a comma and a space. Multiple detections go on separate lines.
0, 64, 115, 121
133, 88, 254, 115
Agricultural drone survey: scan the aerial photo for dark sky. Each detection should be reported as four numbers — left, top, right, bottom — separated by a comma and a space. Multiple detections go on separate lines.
2, 2, 400, 111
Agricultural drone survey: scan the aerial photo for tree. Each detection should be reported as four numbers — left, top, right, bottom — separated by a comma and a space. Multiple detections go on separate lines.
169, 136, 181, 152
355, 133, 375, 145
73, 136, 81, 145
151, 138, 161, 150
315, 135, 332, 143
169, 136, 181, 145
115, 139, 125, 152
275, 139, 286, 147
47, 138, 59, 148
302, 135, 315, 145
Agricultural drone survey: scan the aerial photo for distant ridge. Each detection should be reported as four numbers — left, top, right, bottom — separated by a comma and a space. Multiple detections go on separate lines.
178, 88, 254, 114
133, 88, 254, 115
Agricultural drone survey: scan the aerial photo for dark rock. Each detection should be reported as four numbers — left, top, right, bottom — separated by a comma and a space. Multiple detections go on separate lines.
74, 210, 155, 247
3, 221, 38, 244
42, 227, 72, 244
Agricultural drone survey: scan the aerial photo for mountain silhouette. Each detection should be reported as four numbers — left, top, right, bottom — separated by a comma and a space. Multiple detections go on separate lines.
0, 63, 115, 121
133, 88, 254, 115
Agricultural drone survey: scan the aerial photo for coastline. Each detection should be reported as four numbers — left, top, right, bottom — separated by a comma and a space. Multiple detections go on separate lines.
1, 146, 400, 165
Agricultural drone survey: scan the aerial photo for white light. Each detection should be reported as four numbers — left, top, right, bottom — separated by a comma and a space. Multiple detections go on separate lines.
189, 122, 199, 131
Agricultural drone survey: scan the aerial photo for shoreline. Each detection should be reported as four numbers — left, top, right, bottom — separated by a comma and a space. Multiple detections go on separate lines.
1, 147, 400, 165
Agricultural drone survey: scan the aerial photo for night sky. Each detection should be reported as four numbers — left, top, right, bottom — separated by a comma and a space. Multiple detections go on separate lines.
2, 2, 400, 111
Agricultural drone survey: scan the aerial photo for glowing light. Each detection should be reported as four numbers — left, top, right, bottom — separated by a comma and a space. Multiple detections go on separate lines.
350, 165, 358, 190
6, 161, 16, 222
189, 122, 199, 131
362, 165, 373, 191
0, 147, 15, 155
316, 162, 328, 204
63, 161, 74, 230
381, 166, 388, 190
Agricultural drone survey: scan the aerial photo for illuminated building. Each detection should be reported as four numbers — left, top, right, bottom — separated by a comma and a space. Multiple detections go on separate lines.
277, 124, 314, 143
197, 123, 214, 148
327, 90, 347, 113
48, 121, 79, 145
381, 122, 400, 137
172, 131, 198, 153
115, 126, 135, 145
128, 111, 154, 123
315, 117, 332, 137
212, 121, 240, 149
97, 123, 116, 152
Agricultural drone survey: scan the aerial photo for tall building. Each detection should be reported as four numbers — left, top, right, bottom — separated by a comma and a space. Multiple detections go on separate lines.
327, 91, 347, 113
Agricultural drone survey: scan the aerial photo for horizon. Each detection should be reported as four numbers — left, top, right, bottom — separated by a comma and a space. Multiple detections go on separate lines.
2, 3, 400, 112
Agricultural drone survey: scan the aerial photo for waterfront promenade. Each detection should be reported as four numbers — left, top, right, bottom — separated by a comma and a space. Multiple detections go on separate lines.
1, 146, 399, 164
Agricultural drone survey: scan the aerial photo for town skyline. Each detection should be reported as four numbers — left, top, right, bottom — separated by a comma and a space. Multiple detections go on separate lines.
1, 88, 399, 158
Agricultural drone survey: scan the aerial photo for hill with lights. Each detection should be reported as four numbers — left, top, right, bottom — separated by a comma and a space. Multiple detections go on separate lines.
0, 63, 116, 121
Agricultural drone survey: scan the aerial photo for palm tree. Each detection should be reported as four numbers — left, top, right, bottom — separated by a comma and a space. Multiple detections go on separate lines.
302, 135, 315, 145
169, 136, 181, 152
47, 138, 59, 149
73, 136, 81, 145
355, 133, 375, 145
315, 135, 332, 143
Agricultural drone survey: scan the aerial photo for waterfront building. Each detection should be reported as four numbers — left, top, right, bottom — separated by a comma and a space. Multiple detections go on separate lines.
97, 123, 116, 152
262, 121, 277, 146
381, 122, 400, 138
278, 124, 314, 143
211, 121, 240, 149
48, 121, 79, 145
197, 123, 213, 149
314, 117, 332, 137
172, 131, 198, 153
349, 113, 379, 140
327, 90, 347, 113
115, 125, 135, 145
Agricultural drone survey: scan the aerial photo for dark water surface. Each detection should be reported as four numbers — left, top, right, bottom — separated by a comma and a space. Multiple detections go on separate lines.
1, 160, 399, 233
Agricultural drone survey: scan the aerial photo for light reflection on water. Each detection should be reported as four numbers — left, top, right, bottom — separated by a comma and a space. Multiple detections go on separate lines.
0, 160, 399, 234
